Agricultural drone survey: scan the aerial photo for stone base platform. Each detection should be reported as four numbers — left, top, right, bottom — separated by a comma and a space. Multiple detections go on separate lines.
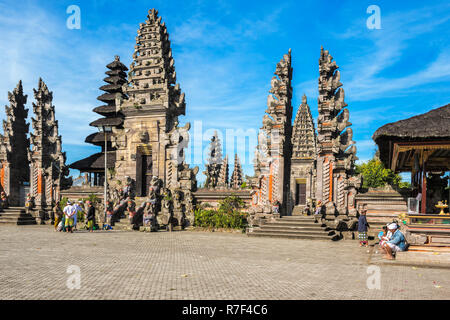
0, 207, 36, 225
247, 215, 340, 241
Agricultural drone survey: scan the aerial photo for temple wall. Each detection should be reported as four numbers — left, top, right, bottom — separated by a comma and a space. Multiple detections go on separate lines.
194, 189, 252, 212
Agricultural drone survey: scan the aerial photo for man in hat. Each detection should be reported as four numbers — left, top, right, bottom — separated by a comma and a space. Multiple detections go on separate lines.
382, 223, 406, 259
63, 201, 76, 233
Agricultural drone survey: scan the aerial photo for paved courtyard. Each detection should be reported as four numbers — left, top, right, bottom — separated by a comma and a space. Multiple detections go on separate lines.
0, 225, 449, 300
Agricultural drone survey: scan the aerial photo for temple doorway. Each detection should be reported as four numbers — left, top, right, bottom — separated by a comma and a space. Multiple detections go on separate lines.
295, 179, 306, 206
19, 184, 29, 207
136, 146, 152, 197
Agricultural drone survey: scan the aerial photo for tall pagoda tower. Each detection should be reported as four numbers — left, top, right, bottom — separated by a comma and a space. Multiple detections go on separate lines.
230, 154, 244, 189
316, 47, 360, 224
0, 81, 30, 205
251, 50, 293, 214
289, 94, 317, 214
29, 78, 71, 211
69, 56, 128, 185
203, 131, 223, 189
111, 9, 196, 196
217, 154, 229, 189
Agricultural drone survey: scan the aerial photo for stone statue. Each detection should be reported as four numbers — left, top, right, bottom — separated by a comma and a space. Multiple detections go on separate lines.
160, 188, 173, 231
172, 189, 184, 229
184, 190, 195, 227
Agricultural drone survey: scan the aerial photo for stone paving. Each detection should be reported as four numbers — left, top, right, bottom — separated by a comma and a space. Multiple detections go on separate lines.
0, 225, 449, 300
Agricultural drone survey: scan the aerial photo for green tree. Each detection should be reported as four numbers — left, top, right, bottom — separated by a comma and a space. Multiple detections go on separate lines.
355, 158, 409, 189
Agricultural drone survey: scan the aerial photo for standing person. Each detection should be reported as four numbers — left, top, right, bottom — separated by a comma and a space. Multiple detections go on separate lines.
53, 201, 63, 232
104, 201, 114, 230
86, 201, 96, 233
358, 206, 370, 247
63, 201, 75, 233
73, 201, 84, 230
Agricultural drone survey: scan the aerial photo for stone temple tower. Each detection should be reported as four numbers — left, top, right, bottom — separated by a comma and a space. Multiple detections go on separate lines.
28, 78, 71, 211
316, 47, 360, 226
252, 50, 293, 214
111, 9, 197, 196
289, 94, 317, 215
0, 81, 30, 206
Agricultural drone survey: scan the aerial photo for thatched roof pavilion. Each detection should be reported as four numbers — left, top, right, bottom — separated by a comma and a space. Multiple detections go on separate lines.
373, 103, 450, 173
373, 103, 450, 215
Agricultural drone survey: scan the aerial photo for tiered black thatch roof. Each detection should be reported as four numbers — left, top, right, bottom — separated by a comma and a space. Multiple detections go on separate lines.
69, 56, 128, 172
70, 151, 116, 171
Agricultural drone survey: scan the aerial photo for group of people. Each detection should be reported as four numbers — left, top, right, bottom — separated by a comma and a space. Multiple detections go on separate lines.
358, 207, 407, 259
52, 200, 96, 233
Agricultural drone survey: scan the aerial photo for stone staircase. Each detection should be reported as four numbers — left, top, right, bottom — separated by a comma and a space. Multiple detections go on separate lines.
356, 188, 408, 237
113, 220, 135, 231
247, 215, 340, 241
0, 207, 36, 225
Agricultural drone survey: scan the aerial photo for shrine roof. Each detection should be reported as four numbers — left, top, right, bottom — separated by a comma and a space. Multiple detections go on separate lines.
85, 131, 114, 145
69, 151, 116, 171
106, 59, 128, 71
373, 103, 450, 142
99, 84, 123, 93
89, 117, 123, 127
93, 105, 117, 115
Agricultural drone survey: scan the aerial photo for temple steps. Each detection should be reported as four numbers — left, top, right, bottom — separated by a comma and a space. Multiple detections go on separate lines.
247, 232, 333, 240
112, 221, 135, 231
0, 207, 36, 225
247, 215, 339, 241
269, 220, 326, 227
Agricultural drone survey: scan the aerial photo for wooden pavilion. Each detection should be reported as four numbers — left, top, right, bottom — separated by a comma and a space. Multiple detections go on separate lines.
373, 103, 450, 247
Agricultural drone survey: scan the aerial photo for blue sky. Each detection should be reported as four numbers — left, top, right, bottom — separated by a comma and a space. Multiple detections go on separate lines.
0, 0, 449, 183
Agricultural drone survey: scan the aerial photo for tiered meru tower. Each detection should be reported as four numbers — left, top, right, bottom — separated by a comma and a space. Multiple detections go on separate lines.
316, 47, 360, 223
0, 81, 30, 206
70, 56, 128, 185
289, 94, 317, 215
252, 50, 293, 214
109, 9, 196, 195
28, 78, 71, 210
202, 131, 243, 190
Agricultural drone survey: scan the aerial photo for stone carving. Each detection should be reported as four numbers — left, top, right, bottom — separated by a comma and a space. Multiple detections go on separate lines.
251, 50, 293, 214
142, 176, 162, 231
126, 198, 136, 224
160, 187, 173, 227
316, 47, 361, 226
0, 81, 30, 206
217, 154, 229, 188
172, 189, 184, 229
28, 78, 72, 212
184, 190, 195, 227
230, 154, 244, 189
204, 131, 222, 189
